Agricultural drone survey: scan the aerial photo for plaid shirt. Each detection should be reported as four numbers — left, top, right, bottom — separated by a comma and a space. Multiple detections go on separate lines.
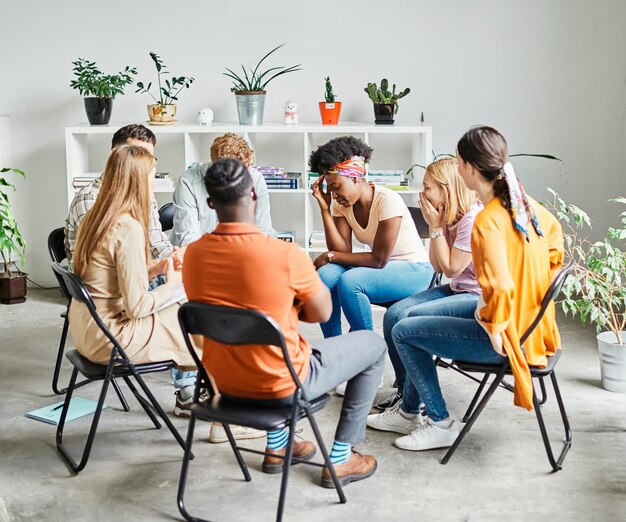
64, 176, 173, 264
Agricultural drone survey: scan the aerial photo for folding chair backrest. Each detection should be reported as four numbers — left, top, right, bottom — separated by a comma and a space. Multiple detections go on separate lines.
158, 202, 174, 232
408, 206, 430, 240
520, 261, 574, 346
48, 228, 72, 300
178, 302, 301, 390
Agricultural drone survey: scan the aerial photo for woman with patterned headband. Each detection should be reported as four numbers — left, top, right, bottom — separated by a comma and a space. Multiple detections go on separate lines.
309, 136, 434, 392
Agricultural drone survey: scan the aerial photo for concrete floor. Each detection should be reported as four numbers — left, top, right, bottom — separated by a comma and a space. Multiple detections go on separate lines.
0, 288, 624, 522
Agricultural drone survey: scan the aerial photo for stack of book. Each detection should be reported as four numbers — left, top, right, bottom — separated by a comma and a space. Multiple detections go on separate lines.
308, 230, 327, 250
72, 172, 99, 190
367, 170, 409, 190
257, 166, 302, 189
155, 173, 174, 192
275, 230, 296, 243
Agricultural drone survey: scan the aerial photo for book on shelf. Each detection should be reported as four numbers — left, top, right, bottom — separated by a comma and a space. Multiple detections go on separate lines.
154, 173, 174, 191
275, 230, 295, 242
264, 172, 302, 189
308, 230, 327, 249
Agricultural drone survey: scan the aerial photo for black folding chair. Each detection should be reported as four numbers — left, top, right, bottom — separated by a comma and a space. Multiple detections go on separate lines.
51, 262, 189, 473
177, 302, 346, 522
440, 262, 574, 471
158, 202, 174, 232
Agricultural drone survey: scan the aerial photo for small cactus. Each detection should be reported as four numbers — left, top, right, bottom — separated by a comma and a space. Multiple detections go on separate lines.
324, 76, 336, 103
364, 78, 410, 111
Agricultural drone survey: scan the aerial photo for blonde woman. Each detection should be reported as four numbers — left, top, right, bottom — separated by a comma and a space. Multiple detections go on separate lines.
70, 145, 196, 397
368, 157, 482, 414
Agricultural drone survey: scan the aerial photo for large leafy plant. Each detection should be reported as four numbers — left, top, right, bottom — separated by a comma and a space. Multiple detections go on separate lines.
545, 188, 626, 345
0, 167, 26, 276
135, 52, 195, 106
364, 79, 410, 113
70, 58, 137, 98
223, 43, 301, 93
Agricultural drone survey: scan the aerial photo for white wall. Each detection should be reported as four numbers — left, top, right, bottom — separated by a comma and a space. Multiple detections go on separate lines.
2, 0, 625, 286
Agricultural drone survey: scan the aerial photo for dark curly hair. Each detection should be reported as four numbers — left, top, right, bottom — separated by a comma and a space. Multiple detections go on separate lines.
308, 136, 373, 175
111, 124, 156, 148
204, 158, 253, 205
457, 125, 510, 211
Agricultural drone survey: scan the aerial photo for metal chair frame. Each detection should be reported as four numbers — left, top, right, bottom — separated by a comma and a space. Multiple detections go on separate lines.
177, 302, 347, 522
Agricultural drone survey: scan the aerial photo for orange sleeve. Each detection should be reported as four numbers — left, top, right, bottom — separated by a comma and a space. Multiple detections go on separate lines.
288, 245, 323, 303
471, 224, 515, 336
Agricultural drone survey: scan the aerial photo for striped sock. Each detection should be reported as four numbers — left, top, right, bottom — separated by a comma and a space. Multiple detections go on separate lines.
329, 440, 351, 465
266, 428, 289, 450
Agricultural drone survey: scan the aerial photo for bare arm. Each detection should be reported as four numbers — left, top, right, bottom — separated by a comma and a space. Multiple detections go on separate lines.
430, 237, 473, 278
297, 284, 332, 323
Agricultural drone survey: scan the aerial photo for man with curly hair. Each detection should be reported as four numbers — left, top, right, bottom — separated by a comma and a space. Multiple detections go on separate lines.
171, 133, 274, 246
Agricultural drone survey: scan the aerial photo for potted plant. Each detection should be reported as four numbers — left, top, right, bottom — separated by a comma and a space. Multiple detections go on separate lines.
135, 52, 195, 125
223, 43, 301, 125
0, 167, 27, 304
70, 58, 137, 125
319, 76, 341, 125
364, 78, 410, 124
546, 189, 626, 393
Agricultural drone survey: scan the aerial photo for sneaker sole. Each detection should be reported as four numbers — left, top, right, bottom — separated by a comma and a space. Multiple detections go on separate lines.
208, 430, 267, 444
262, 447, 317, 474
366, 421, 415, 435
321, 460, 378, 488
393, 437, 457, 451
173, 406, 191, 418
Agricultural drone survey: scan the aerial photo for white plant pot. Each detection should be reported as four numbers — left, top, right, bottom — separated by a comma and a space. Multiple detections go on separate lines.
597, 331, 626, 393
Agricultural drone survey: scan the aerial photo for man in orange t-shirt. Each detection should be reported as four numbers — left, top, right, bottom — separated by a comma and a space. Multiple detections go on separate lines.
182, 158, 386, 488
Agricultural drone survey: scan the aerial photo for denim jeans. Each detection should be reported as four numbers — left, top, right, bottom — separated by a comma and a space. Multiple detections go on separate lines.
318, 261, 434, 338
383, 285, 479, 393
392, 315, 506, 421
306, 330, 386, 443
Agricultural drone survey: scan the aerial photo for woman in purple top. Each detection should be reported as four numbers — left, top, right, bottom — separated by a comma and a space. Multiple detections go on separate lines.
368, 158, 482, 413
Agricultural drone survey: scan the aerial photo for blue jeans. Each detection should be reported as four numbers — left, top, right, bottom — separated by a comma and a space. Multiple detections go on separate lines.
384, 285, 479, 393
318, 261, 434, 338
392, 315, 506, 421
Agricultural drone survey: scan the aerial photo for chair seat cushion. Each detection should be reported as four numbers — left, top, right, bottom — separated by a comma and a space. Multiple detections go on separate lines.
453, 350, 561, 377
191, 393, 331, 431
65, 349, 174, 380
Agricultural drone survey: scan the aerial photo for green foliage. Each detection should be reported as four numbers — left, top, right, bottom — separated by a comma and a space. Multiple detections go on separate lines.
545, 188, 626, 345
324, 76, 336, 103
135, 52, 195, 106
0, 167, 26, 275
70, 58, 137, 98
223, 43, 302, 93
364, 78, 410, 113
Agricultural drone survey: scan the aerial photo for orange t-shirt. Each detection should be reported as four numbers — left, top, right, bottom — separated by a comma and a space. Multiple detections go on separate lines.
182, 222, 323, 400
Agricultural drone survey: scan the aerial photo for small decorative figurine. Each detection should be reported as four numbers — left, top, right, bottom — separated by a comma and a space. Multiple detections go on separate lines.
197, 107, 214, 125
283, 100, 298, 125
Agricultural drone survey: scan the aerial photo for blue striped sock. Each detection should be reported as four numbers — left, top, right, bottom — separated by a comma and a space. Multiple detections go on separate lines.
329, 440, 351, 465
266, 428, 289, 450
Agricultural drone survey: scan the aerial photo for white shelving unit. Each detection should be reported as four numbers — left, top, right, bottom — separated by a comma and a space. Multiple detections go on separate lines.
65, 122, 432, 253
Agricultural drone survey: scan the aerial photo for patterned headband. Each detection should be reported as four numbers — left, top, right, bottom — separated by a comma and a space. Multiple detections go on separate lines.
326, 155, 366, 178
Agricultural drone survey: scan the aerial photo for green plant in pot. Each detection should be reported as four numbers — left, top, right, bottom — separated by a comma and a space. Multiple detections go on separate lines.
135, 52, 195, 125
319, 76, 341, 125
0, 167, 27, 304
70, 58, 137, 125
364, 78, 410, 124
223, 43, 301, 125
545, 189, 626, 393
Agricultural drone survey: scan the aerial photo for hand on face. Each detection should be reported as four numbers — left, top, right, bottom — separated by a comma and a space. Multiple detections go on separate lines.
312, 176, 332, 211
419, 192, 444, 228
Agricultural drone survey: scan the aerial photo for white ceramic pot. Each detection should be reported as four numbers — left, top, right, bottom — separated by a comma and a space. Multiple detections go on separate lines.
147, 104, 176, 124
597, 331, 626, 393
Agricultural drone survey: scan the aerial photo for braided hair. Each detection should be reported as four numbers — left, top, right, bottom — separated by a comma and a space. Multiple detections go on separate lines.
457, 126, 511, 211
308, 136, 373, 175
204, 158, 253, 205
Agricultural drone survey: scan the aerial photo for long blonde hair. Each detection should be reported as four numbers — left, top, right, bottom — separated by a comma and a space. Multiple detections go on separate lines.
74, 145, 155, 277
425, 157, 477, 226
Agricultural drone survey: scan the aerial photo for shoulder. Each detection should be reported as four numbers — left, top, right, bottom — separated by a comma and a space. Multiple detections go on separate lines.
458, 202, 483, 227
114, 215, 143, 238
473, 198, 507, 228
179, 162, 209, 184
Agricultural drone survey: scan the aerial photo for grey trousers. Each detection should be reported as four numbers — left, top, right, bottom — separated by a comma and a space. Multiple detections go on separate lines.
305, 330, 386, 444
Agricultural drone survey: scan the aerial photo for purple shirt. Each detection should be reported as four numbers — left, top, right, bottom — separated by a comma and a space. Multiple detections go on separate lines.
445, 202, 482, 295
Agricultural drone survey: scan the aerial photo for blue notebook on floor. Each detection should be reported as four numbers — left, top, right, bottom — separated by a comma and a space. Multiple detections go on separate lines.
26, 397, 105, 425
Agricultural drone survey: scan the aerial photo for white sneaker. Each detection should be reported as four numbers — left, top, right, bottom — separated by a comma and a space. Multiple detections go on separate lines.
336, 375, 384, 396
208, 423, 266, 444
367, 402, 424, 434
394, 419, 460, 451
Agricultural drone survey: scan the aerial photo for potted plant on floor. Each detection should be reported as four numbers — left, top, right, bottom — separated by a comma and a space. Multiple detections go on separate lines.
364, 78, 410, 124
223, 43, 301, 125
546, 189, 626, 393
135, 52, 195, 125
0, 167, 27, 304
70, 58, 137, 125
319, 76, 341, 125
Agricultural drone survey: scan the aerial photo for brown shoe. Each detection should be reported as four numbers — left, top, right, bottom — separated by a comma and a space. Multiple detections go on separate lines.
321, 450, 377, 488
262, 440, 317, 474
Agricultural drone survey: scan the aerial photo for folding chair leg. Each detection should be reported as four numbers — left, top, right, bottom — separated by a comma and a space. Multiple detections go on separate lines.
223, 424, 252, 481
177, 413, 206, 522
122, 376, 160, 429
442, 365, 508, 465
276, 417, 297, 522
533, 372, 572, 472
538, 376, 548, 405
51, 313, 90, 395
111, 378, 130, 412
462, 373, 491, 422
56, 366, 112, 473
307, 407, 346, 504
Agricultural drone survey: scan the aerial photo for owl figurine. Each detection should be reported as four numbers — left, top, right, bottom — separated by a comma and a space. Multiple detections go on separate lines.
198, 107, 214, 125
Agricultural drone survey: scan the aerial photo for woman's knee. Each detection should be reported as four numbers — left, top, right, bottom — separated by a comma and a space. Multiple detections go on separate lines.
318, 263, 344, 288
